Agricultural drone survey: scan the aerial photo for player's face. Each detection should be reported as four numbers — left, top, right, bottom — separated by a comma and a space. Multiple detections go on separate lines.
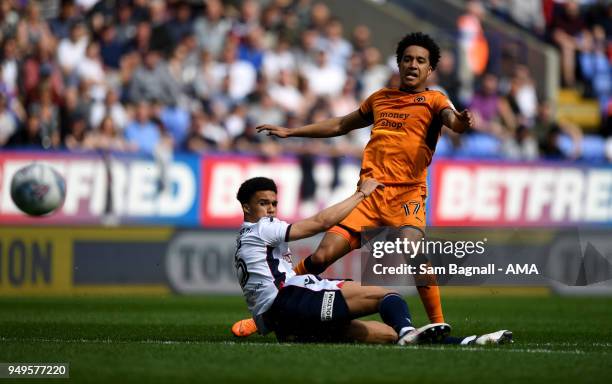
244, 190, 278, 220
399, 45, 432, 90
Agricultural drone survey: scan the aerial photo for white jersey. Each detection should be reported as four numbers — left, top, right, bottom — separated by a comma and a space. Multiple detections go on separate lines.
234, 217, 296, 331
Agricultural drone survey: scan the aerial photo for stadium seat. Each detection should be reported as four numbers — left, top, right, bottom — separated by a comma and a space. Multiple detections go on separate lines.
557, 134, 607, 162
457, 133, 502, 158
435, 135, 453, 157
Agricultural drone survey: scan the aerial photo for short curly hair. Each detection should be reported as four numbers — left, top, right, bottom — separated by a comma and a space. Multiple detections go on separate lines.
237, 177, 277, 204
395, 32, 441, 70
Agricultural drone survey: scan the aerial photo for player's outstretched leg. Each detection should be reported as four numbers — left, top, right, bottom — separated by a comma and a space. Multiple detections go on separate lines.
339, 281, 450, 345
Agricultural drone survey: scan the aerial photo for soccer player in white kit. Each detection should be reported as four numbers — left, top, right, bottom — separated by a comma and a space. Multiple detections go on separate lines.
234, 176, 452, 344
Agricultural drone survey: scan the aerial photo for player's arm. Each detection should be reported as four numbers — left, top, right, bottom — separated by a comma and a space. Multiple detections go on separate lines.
441, 108, 474, 134
256, 110, 369, 138
286, 178, 384, 241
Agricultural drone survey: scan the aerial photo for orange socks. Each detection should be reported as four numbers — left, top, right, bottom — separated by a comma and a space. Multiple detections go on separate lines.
293, 259, 309, 275
417, 285, 445, 323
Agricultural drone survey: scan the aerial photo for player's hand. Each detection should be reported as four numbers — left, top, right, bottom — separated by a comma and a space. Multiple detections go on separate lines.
256, 124, 291, 138
458, 109, 475, 130
357, 178, 385, 197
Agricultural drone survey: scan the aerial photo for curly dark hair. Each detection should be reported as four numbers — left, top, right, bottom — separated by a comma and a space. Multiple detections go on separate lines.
237, 177, 277, 204
395, 32, 441, 70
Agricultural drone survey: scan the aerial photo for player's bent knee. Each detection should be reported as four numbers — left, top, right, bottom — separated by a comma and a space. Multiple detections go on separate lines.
310, 248, 331, 267
311, 233, 352, 267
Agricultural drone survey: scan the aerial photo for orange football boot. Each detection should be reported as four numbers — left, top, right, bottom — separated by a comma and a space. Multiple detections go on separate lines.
231, 318, 258, 337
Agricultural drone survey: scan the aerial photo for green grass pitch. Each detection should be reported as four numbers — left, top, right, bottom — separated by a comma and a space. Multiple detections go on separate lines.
0, 294, 611, 383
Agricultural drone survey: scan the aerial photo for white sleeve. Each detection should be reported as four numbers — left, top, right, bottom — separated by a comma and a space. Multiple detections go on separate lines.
257, 217, 291, 247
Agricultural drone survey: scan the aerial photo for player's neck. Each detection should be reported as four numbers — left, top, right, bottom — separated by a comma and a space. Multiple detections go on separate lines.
399, 84, 427, 93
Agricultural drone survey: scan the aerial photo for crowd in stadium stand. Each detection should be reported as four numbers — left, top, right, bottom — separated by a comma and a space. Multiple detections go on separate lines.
0, 0, 610, 162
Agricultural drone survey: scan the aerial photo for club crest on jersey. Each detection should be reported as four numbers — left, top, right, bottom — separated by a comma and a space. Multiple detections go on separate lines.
415, 96, 426, 103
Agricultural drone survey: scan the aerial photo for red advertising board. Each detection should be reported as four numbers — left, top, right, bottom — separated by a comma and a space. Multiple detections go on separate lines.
200, 155, 302, 227
429, 159, 612, 226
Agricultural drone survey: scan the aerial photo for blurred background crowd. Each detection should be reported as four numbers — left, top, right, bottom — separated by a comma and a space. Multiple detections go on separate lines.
0, 0, 610, 163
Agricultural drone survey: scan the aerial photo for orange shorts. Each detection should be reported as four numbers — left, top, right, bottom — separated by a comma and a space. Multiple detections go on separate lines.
328, 185, 427, 250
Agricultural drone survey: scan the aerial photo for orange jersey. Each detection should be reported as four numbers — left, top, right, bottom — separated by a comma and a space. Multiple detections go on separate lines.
358, 88, 454, 188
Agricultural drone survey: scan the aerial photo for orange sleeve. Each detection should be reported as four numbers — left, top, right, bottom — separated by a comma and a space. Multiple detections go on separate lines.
358, 91, 377, 124
433, 92, 456, 116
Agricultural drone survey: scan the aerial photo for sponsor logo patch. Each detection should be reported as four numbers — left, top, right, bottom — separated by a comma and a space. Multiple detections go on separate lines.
320, 291, 335, 321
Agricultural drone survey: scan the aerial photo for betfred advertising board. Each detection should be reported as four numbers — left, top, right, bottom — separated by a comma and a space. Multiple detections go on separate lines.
429, 159, 612, 226
0, 151, 200, 226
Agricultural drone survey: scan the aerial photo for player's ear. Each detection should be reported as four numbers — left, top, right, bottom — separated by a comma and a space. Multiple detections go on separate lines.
242, 203, 251, 214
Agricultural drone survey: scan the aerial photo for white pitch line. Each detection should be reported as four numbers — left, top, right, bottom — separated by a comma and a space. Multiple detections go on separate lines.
0, 337, 605, 355
523, 342, 612, 348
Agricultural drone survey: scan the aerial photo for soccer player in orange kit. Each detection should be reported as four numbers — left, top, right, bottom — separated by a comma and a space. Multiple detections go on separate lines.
232, 32, 475, 337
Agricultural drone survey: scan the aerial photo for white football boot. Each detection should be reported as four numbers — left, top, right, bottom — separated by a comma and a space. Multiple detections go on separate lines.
397, 323, 452, 345
474, 330, 513, 345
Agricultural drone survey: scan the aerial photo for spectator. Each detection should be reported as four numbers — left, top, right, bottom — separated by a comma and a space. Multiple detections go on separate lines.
128, 50, 181, 105
90, 88, 128, 132
294, 28, 319, 69
57, 21, 88, 78
309, 2, 331, 33
238, 26, 266, 73
457, 0, 489, 103
0, 0, 19, 39
49, 0, 79, 39
29, 86, 60, 149
248, 91, 285, 127
268, 70, 303, 115
59, 86, 90, 141
184, 109, 218, 153
318, 18, 352, 69
360, 47, 390, 100
351, 24, 372, 55
167, 1, 194, 44
436, 49, 462, 109
211, 42, 257, 101
0, 92, 16, 146
198, 109, 231, 151
193, 0, 231, 57
99, 24, 124, 70
1, 37, 18, 97
550, 0, 587, 87
262, 37, 297, 81
148, 0, 173, 55
224, 104, 249, 139
534, 101, 582, 159
505, 66, 538, 126
64, 114, 89, 150
232, 0, 261, 42
7, 114, 45, 149
331, 76, 359, 117
160, 103, 190, 149
300, 49, 346, 97
85, 115, 134, 152
115, 2, 137, 44
469, 73, 517, 137
192, 49, 217, 102
579, 27, 610, 106
125, 100, 161, 155
77, 41, 106, 100
22, 41, 64, 108
19, 2, 52, 47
